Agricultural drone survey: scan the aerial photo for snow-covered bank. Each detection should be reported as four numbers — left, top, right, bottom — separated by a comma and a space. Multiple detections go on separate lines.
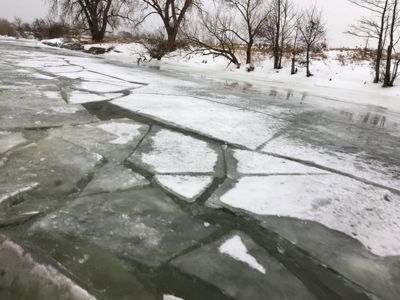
41, 39, 400, 113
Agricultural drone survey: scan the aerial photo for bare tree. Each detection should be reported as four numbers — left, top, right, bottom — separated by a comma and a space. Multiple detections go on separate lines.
47, 0, 133, 42
290, 22, 299, 74
136, 0, 196, 52
0, 18, 17, 37
347, 0, 390, 83
269, 0, 296, 69
383, 0, 399, 86
183, 9, 241, 67
298, 6, 326, 77
224, 0, 270, 65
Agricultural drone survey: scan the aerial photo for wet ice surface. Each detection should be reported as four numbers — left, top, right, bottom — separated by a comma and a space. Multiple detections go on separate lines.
213, 175, 400, 256
33, 188, 215, 268
172, 231, 317, 300
1, 39, 400, 300
0, 238, 96, 300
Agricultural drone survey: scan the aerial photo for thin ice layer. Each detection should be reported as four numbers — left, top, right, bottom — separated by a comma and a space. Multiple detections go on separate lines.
219, 175, 400, 256
113, 94, 285, 149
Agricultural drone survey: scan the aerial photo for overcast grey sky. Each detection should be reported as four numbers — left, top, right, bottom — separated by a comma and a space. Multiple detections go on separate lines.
0, 0, 366, 47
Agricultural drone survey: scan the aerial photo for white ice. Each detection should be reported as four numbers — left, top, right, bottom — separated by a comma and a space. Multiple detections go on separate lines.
141, 130, 218, 173
0, 132, 28, 154
154, 175, 213, 201
97, 122, 143, 145
68, 91, 109, 104
0, 183, 40, 204
262, 135, 400, 191
219, 175, 400, 256
219, 235, 266, 274
113, 94, 285, 150
163, 295, 184, 300
0, 239, 96, 300
233, 150, 327, 174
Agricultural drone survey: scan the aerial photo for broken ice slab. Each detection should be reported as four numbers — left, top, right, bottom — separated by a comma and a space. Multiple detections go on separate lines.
0, 131, 28, 155
171, 231, 316, 300
262, 130, 400, 191
227, 149, 328, 177
26, 232, 156, 300
0, 136, 102, 197
209, 174, 400, 257
0, 238, 96, 300
257, 216, 400, 300
32, 188, 215, 267
0, 100, 97, 130
128, 128, 222, 175
67, 91, 123, 104
0, 182, 39, 205
207, 175, 400, 300
81, 163, 149, 196
154, 175, 213, 203
112, 94, 286, 150
50, 119, 149, 162
0, 211, 40, 227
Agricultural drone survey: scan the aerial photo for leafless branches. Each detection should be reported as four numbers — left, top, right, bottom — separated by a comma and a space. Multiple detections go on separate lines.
183, 8, 241, 67
47, 0, 133, 42
298, 6, 326, 77
136, 0, 197, 51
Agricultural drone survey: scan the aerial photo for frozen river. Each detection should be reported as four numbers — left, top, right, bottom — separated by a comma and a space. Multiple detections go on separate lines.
0, 38, 400, 300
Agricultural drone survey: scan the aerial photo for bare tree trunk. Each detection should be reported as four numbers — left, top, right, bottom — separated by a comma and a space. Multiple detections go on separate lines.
246, 40, 253, 64
306, 45, 311, 77
273, 0, 281, 69
383, 0, 398, 87
166, 27, 179, 51
291, 56, 296, 74
375, 0, 389, 83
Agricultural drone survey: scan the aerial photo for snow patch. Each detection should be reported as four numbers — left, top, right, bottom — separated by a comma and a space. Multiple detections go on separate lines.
49, 106, 80, 114
219, 175, 400, 256
234, 150, 326, 174
163, 295, 184, 300
154, 175, 213, 201
219, 235, 266, 274
113, 94, 285, 150
140, 130, 218, 173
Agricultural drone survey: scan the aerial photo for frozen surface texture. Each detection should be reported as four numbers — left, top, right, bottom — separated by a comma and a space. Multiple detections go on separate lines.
0, 239, 96, 300
82, 163, 149, 196
0, 132, 27, 154
130, 129, 219, 174
172, 231, 316, 300
113, 95, 285, 149
154, 175, 213, 202
217, 175, 400, 256
33, 188, 215, 267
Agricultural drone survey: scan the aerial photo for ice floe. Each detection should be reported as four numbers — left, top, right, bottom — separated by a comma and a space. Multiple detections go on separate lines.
217, 175, 400, 256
